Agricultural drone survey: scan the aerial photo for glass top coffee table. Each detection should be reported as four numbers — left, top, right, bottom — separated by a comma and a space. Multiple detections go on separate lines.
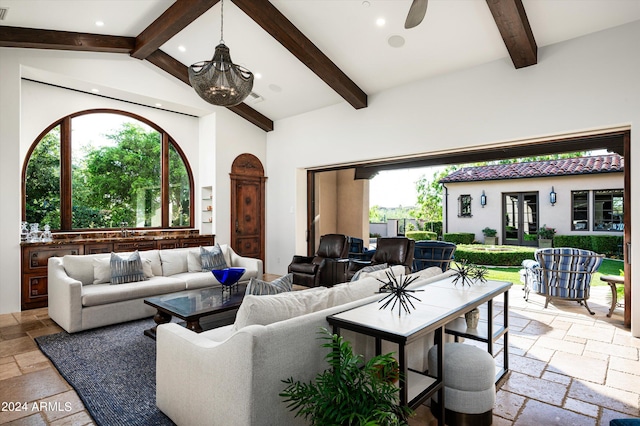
144, 283, 247, 339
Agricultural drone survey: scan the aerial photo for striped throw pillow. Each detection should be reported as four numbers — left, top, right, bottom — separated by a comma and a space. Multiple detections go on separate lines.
246, 274, 294, 295
110, 251, 146, 285
201, 244, 228, 271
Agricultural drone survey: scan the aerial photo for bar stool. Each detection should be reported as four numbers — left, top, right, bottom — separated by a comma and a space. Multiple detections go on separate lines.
428, 342, 495, 426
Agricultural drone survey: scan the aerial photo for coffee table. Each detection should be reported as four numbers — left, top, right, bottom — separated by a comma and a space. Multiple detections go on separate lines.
143, 283, 246, 339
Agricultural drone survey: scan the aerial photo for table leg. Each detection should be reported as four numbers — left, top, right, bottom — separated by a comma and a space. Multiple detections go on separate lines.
607, 282, 617, 318
145, 310, 172, 339
186, 319, 203, 333
436, 327, 445, 426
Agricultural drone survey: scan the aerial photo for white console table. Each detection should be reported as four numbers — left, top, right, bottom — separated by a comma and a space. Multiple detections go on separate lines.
327, 276, 511, 425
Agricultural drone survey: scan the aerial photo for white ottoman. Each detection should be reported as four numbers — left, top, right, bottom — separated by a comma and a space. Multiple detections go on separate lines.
428, 342, 495, 426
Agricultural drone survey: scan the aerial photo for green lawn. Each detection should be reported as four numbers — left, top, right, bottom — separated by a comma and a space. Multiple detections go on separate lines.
484, 258, 624, 298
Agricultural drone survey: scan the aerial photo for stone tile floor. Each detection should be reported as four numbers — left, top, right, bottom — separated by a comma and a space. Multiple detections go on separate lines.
0, 284, 638, 425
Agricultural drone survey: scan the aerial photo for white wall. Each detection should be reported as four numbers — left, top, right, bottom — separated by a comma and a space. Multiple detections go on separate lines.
0, 48, 266, 314
445, 173, 624, 239
265, 21, 640, 335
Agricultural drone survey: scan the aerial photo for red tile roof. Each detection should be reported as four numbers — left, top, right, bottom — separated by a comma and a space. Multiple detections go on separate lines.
439, 154, 624, 183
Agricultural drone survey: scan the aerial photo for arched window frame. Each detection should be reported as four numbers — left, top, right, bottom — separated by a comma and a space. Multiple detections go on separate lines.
21, 109, 195, 231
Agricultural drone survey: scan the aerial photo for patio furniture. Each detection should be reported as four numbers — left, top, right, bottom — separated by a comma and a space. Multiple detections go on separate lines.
288, 233, 349, 287
521, 247, 605, 315
428, 343, 496, 426
346, 237, 415, 280
600, 274, 625, 317
412, 240, 457, 273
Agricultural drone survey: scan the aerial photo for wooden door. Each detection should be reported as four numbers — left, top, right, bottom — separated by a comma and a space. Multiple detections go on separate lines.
230, 154, 266, 262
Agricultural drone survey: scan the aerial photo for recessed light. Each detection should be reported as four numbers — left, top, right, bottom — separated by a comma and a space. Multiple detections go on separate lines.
91, 88, 100, 93
155, 103, 162, 107
254, 73, 262, 79
95, 21, 104, 27
388, 35, 405, 48
178, 45, 186, 52
376, 18, 386, 27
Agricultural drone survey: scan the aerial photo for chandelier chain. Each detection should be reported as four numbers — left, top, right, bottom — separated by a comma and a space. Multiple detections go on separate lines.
220, 0, 224, 44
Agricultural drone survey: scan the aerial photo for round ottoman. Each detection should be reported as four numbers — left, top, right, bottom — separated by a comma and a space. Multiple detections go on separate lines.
427, 343, 495, 426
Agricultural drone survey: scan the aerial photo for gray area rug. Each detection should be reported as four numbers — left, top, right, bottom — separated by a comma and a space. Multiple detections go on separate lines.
35, 318, 175, 426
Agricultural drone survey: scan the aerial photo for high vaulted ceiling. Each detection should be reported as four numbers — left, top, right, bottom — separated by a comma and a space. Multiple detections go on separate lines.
2, 0, 640, 132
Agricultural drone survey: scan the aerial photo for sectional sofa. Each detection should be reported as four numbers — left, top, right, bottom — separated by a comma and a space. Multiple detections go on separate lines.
47, 244, 262, 333
156, 265, 456, 426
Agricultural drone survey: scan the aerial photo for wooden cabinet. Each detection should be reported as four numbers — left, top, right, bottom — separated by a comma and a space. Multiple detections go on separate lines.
20, 234, 215, 310
21, 244, 83, 310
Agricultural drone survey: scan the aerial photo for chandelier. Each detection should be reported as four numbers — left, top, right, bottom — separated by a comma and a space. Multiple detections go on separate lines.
188, 0, 253, 107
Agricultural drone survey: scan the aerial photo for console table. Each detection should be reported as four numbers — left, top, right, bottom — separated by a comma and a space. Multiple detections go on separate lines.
327, 276, 511, 425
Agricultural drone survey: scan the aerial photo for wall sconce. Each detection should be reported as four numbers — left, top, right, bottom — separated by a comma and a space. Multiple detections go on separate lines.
480, 190, 487, 207
550, 187, 557, 206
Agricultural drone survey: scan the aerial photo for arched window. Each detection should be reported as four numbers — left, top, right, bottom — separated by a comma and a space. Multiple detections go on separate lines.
22, 110, 193, 231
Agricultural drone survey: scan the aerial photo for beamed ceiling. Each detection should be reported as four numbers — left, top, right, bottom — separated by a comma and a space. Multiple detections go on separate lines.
1, 1, 640, 132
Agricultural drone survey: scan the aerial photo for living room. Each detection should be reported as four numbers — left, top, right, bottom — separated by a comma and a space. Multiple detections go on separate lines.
1, 1, 640, 425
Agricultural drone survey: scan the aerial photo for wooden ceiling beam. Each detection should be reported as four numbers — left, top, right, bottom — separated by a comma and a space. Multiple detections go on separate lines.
146, 50, 274, 132
0, 26, 134, 53
131, 0, 219, 60
486, 0, 537, 69
231, 0, 367, 109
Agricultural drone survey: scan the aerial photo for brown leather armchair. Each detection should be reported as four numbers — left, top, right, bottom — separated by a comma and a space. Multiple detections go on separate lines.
288, 234, 349, 287
346, 237, 415, 280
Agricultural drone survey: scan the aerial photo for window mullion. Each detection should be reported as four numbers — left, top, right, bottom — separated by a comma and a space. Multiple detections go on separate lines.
60, 117, 73, 230
161, 132, 170, 228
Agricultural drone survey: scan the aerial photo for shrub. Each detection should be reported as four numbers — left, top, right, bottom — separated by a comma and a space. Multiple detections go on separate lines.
538, 225, 556, 239
454, 245, 536, 266
443, 233, 475, 245
406, 231, 437, 241
553, 234, 622, 257
422, 221, 443, 237
482, 227, 497, 237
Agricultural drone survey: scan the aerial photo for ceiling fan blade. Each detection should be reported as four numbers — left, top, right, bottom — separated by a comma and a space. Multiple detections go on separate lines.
404, 0, 428, 29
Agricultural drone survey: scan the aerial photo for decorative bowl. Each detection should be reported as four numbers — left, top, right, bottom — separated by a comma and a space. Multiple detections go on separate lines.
211, 267, 246, 286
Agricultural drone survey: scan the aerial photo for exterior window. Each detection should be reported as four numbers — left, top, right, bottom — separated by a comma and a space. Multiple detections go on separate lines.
571, 191, 589, 231
594, 189, 624, 231
458, 194, 472, 217
24, 111, 193, 231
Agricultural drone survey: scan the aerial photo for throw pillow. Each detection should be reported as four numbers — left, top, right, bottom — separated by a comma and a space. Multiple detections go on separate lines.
350, 263, 388, 282
233, 287, 329, 331
94, 256, 154, 284
110, 251, 146, 285
187, 249, 202, 272
246, 274, 293, 296
201, 244, 227, 271
93, 257, 111, 284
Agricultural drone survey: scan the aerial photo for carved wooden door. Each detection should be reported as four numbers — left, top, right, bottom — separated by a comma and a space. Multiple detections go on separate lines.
230, 154, 266, 262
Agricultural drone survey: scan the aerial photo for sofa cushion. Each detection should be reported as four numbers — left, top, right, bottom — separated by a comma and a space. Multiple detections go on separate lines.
358, 264, 406, 282
201, 245, 227, 271
246, 274, 293, 296
175, 271, 220, 290
110, 251, 146, 284
159, 248, 191, 276
406, 266, 444, 282
350, 263, 388, 281
233, 287, 329, 331
81, 276, 186, 307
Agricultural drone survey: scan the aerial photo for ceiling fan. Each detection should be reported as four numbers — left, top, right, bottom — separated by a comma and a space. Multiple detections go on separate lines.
405, 0, 428, 29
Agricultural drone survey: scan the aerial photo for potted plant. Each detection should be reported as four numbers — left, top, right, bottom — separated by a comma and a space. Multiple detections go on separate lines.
280, 328, 412, 425
538, 224, 556, 248
482, 227, 498, 245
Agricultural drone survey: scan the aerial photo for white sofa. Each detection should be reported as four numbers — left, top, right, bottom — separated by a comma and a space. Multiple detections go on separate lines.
48, 244, 262, 333
156, 266, 456, 426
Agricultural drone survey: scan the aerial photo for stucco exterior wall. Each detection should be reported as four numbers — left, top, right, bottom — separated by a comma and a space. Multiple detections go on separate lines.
443, 172, 624, 242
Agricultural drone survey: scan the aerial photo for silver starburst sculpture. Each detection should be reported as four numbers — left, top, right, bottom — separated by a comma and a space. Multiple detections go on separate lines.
376, 270, 423, 317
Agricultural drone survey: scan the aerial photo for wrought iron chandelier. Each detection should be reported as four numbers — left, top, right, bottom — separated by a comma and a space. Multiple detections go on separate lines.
188, 0, 253, 107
